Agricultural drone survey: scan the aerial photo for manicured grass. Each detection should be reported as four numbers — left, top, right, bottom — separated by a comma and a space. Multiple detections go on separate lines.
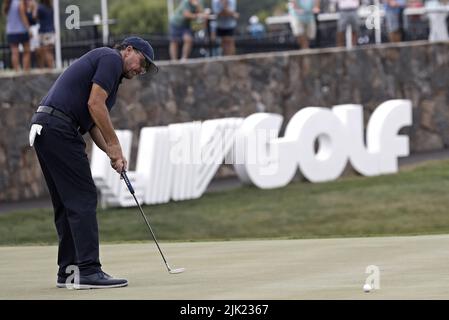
2, 160, 449, 245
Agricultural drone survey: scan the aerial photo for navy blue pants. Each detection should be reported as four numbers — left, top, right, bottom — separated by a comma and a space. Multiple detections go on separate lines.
31, 113, 102, 277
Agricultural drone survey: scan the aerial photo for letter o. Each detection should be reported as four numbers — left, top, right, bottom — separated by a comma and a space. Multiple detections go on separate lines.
285, 107, 348, 182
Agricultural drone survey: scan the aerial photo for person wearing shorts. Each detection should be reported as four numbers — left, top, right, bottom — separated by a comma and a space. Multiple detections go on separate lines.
212, 0, 239, 56
2, 0, 32, 71
35, 0, 55, 68
335, 0, 360, 47
288, 0, 320, 49
169, 0, 205, 60
385, 0, 407, 42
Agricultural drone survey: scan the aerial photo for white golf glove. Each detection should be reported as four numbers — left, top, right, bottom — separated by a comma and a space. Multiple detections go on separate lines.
29, 124, 43, 147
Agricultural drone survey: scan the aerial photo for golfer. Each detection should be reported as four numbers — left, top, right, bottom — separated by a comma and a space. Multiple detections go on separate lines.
29, 36, 158, 289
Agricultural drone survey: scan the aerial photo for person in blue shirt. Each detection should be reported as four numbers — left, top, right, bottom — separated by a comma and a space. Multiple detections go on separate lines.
288, 0, 321, 49
34, 0, 55, 68
2, 0, 32, 71
385, 0, 407, 42
212, 0, 239, 56
247, 15, 265, 39
29, 37, 158, 290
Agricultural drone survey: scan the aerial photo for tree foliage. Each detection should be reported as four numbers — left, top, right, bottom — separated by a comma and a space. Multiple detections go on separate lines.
107, 0, 286, 35
235, 0, 286, 27
109, 0, 167, 35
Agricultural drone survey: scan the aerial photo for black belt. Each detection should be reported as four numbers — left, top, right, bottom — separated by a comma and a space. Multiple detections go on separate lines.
36, 106, 77, 126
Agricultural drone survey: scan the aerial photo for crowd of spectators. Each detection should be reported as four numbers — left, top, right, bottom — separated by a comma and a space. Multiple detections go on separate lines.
168, 0, 449, 57
1, 0, 448, 70
2, 0, 55, 72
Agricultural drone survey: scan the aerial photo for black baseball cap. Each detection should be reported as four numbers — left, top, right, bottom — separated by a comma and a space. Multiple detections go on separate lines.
121, 36, 159, 76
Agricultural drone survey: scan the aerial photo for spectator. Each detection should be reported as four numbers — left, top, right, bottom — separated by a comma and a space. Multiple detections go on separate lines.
384, 0, 407, 42
25, 0, 37, 25
205, 10, 223, 57
2, 0, 32, 71
25, 0, 40, 67
212, 0, 239, 56
426, 0, 449, 42
247, 15, 265, 39
405, 0, 424, 41
335, 0, 360, 47
34, 0, 55, 68
169, 0, 206, 61
288, 0, 321, 49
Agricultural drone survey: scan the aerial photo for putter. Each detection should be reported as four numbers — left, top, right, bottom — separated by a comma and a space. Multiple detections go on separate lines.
121, 171, 185, 275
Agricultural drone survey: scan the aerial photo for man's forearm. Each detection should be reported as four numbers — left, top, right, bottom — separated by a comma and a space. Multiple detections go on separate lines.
89, 125, 108, 153
88, 102, 120, 148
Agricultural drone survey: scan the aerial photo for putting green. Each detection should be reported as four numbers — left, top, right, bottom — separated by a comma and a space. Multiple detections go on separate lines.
2, 235, 449, 299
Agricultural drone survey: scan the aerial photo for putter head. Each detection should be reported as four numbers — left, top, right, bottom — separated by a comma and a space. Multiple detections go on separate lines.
168, 267, 185, 274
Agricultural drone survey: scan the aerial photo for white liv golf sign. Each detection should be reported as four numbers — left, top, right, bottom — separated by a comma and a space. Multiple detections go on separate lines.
91, 100, 412, 207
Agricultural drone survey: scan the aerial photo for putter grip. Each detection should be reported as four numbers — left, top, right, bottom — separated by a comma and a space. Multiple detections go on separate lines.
121, 171, 135, 194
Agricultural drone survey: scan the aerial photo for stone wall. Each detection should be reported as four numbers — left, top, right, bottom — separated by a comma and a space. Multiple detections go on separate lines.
1, 40, 449, 202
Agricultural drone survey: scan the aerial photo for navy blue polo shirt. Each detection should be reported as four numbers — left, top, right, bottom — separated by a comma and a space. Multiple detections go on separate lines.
37, 4, 55, 33
40, 47, 124, 134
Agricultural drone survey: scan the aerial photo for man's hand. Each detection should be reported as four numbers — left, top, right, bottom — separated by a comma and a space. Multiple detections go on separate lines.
107, 143, 128, 174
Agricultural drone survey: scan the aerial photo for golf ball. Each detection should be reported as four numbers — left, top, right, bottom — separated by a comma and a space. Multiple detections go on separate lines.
363, 283, 372, 292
